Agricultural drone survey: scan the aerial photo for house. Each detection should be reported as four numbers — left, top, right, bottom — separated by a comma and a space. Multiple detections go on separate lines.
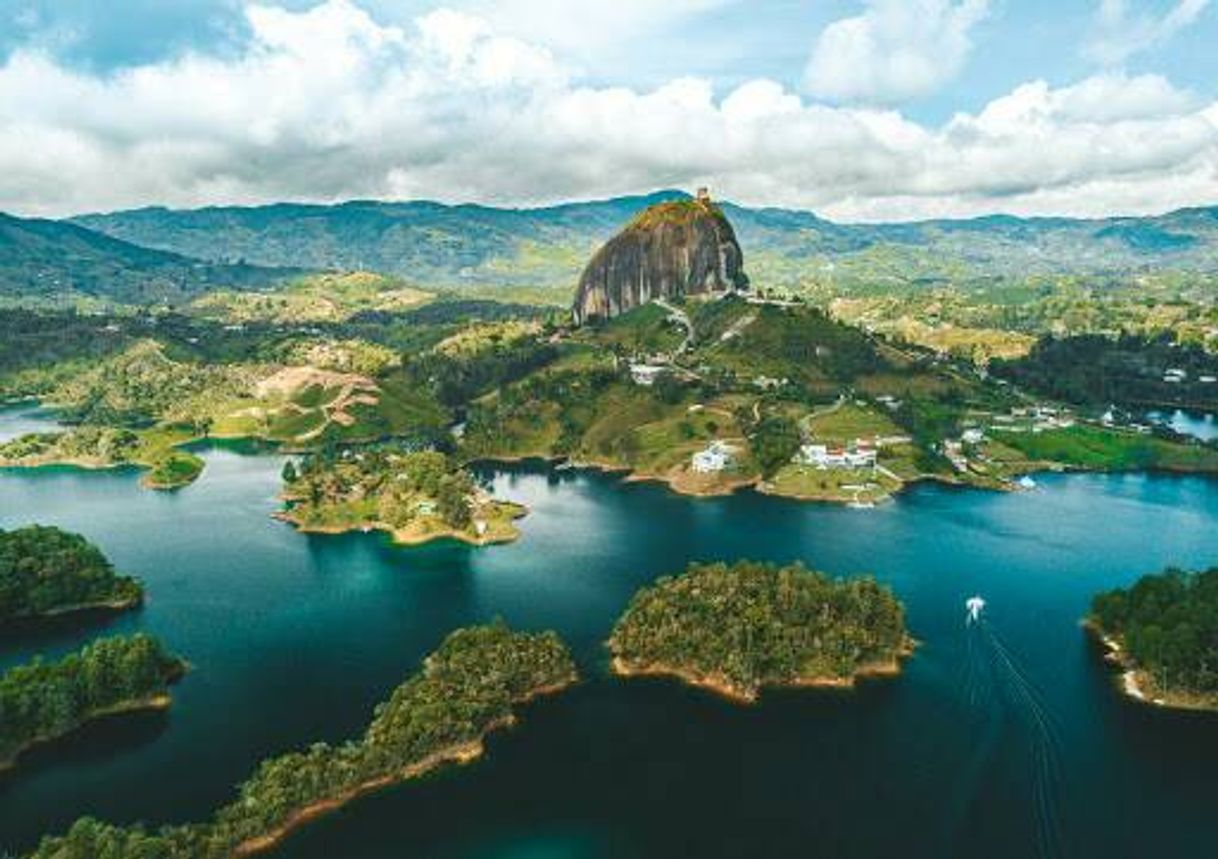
797, 441, 876, 470
961, 429, 985, 445
692, 441, 735, 473
629, 364, 666, 386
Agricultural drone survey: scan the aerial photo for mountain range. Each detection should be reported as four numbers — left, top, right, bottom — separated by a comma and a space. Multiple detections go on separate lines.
0, 213, 293, 304
2, 191, 1217, 304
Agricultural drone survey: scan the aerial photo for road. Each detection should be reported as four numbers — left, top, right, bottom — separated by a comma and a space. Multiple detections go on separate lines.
653, 298, 694, 354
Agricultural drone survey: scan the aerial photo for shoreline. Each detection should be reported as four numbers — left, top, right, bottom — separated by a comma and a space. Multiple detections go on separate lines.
11, 593, 143, 624
1084, 620, 1218, 712
610, 642, 914, 705
473, 451, 1045, 507
272, 501, 527, 547
232, 676, 575, 856
0, 693, 172, 775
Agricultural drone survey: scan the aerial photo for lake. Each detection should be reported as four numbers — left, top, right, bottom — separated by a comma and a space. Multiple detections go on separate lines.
3, 405, 1218, 857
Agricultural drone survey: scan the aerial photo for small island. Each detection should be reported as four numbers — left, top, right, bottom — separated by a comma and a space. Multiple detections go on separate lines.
1088, 566, 1218, 711
609, 560, 913, 703
30, 623, 577, 858
0, 425, 205, 491
277, 448, 526, 546
0, 634, 184, 773
0, 525, 143, 624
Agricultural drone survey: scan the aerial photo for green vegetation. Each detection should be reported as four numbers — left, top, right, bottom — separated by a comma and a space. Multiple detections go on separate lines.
992, 333, 1218, 410
0, 634, 183, 771
0, 212, 293, 305
0, 425, 205, 490
0, 525, 142, 623
1090, 567, 1218, 709
189, 272, 431, 324
610, 560, 912, 702
45, 340, 261, 428
992, 425, 1218, 473
30, 624, 576, 857
280, 448, 526, 546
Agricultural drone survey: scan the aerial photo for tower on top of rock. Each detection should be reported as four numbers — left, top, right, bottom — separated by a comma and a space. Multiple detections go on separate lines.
696, 187, 711, 203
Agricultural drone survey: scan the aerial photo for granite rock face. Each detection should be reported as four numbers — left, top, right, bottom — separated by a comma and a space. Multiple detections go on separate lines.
572, 198, 748, 324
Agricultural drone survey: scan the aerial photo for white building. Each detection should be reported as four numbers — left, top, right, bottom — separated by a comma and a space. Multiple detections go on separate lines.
797, 442, 877, 470
692, 441, 735, 473
961, 428, 985, 445
629, 364, 666, 386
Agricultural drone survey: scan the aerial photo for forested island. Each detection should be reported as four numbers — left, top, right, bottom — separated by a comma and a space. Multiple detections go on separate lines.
30, 624, 577, 857
609, 560, 913, 703
0, 525, 142, 623
277, 448, 526, 546
1089, 567, 1218, 710
0, 634, 184, 773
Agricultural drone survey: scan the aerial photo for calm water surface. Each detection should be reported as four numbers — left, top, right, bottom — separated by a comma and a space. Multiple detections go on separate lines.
2, 405, 1218, 857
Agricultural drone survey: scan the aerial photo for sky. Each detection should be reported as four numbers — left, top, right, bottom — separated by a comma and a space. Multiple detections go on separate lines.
1, 0, 1217, 221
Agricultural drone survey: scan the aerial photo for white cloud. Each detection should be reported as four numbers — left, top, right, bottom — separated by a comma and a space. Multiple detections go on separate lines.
0, 0, 1216, 222
1084, 0, 1210, 66
802, 0, 990, 106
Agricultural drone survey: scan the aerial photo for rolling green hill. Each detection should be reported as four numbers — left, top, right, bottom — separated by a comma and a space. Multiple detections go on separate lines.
0, 212, 298, 304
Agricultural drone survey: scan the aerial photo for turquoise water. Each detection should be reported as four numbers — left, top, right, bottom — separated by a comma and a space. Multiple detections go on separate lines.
3, 404, 1218, 857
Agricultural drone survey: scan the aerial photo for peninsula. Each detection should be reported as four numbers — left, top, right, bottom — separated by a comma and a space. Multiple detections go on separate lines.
0, 634, 184, 773
1089, 566, 1218, 711
0, 525, 143, 624
30, 624, 578, 858
609, 560, 913, 703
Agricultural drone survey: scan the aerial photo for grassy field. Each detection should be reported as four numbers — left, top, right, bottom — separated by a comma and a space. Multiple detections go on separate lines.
991, 425, 1218, 473
806, 402, 905, 443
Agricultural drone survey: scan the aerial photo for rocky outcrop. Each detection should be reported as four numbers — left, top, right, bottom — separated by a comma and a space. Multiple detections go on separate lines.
572, 197, 748, 324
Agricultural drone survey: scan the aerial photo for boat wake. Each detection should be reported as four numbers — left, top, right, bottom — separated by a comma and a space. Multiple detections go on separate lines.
948, 607, 1069, 859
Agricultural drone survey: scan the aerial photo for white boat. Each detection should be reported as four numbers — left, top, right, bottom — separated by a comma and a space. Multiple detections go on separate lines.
1018, 475, 1037, 490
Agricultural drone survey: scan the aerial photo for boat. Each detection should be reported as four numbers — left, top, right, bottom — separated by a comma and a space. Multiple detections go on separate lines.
1018, 475, 1037, 490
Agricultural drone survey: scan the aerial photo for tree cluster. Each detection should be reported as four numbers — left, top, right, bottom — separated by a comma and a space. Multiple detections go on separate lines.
610, 560, 909, 698
0, 525, 142, 621
1091, 567, 1218, 696
31, 624, 576, 859
0, 634, 181, 766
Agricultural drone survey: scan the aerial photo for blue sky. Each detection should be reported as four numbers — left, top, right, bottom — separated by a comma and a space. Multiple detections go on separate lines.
1, 0, 1216, 219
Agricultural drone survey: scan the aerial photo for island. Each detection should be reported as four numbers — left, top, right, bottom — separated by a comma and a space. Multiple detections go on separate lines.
609, 560, 914, 703
0, 634, 184, 773
0, 525, 143, 624
30, 623, 577, 858
1088, 566, 1218, 711
277, 448, 526, 546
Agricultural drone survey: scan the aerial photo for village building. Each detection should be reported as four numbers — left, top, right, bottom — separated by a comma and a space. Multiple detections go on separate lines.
691, 441, 736, 473
796, 441, 877, 470
629, 363, 667, 386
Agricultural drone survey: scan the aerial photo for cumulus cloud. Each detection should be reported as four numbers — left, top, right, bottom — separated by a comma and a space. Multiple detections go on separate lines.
1084, 0, 1210, 66
802, 0, 990, 106
0, 0, 1216, 222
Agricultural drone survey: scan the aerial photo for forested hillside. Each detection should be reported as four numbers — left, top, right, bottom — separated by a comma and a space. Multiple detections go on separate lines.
0, 213, 295, 304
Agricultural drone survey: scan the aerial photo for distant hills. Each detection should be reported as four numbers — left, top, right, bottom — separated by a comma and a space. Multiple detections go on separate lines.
71, 192, 1218, 295
2, 192, 1217, 306
0, 213, 296, 304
